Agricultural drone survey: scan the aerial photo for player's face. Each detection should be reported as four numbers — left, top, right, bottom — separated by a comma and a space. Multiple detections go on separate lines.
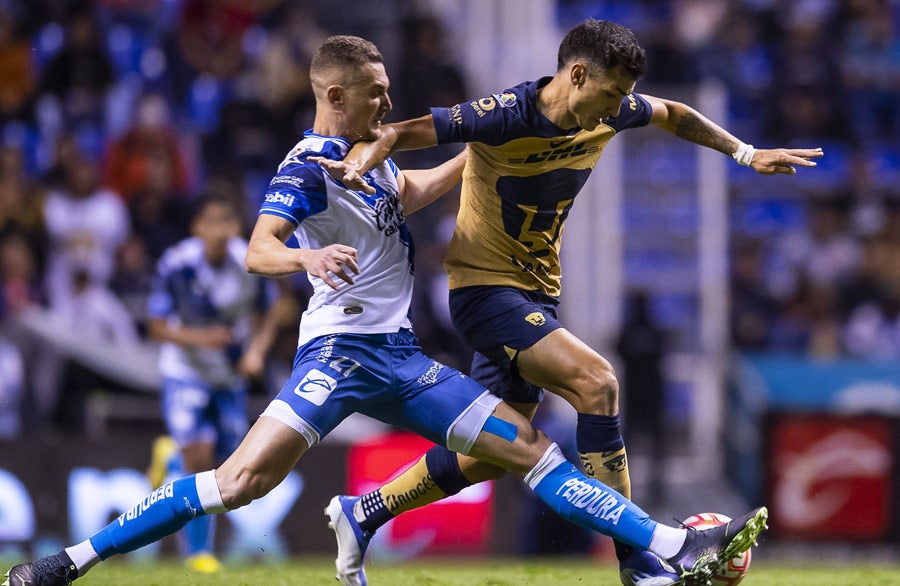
193, 203, 241, 264
343, 62, 392, 142
570, 65, 636, 131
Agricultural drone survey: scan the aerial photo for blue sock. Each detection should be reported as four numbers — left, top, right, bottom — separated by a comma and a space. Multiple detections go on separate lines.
525, 443, 656, 550
171, 457, 216, 556
90, 471, 226, 560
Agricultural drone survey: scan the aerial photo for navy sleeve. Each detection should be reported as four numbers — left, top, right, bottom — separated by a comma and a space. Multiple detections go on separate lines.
431, 90, 523, 146
605, 93, 653, 132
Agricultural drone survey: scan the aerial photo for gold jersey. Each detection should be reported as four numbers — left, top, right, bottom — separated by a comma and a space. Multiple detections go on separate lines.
431, 78, 651, 297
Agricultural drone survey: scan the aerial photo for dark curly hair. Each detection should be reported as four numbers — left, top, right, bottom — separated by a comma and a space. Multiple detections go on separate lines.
557, 19, 646, 80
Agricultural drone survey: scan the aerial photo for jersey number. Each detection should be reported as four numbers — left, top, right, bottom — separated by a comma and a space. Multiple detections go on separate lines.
496, 169, 585, 259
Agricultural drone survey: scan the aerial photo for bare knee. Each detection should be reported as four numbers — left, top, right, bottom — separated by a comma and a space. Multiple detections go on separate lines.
571, 361, 619, 414
215, 465, 278, 510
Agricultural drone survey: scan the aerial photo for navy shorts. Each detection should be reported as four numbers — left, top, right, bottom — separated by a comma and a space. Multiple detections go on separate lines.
449, 285, 561, 404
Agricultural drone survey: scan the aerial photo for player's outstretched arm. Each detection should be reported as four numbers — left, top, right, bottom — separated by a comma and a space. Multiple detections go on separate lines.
398, 147, 467, 215
311, 115, 439, 194
644, 95, 823, 175
246, 214, 359, 289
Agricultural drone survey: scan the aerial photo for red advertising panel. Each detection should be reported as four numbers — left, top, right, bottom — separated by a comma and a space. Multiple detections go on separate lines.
766, 414, 893, 541
346, 431, 493, 557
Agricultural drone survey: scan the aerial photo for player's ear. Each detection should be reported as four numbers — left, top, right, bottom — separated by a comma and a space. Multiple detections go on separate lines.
570, 63, 587, 87
326, 85, 344, 107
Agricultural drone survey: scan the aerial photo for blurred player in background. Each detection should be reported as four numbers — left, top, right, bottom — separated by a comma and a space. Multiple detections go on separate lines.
316, 18, 820, 586
3, 34, 768, 586
144, 196, 282, 573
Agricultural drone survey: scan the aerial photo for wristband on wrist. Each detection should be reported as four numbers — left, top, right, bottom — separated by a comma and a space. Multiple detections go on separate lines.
733, 142, 756, 166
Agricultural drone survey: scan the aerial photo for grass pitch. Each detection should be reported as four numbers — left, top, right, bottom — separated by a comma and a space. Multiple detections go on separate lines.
10, 557, 900, 585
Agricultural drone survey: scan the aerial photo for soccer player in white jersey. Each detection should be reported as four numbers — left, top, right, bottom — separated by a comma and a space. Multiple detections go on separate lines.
144, 196, 280, 573
3, 35, 767, 586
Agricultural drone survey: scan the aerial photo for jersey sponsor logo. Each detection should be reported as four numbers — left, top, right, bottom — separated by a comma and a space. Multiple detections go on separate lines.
511, 254, 553, 277
293, 368, 338, 406
264, 190, 296, 207
469, 97, 495, 118
449, 103, 464, 126
374, 190, 405, 237
524, 312, 546, 326
269, 175, 305, 188
416, 360, 444, 385
494, 92, 517, 108
509, 143, 599, 164
384, 474, 439, 513
469, 98, 493, 118
315, 335, 337, 364
117, 483, 175, 526
556, 478, 627, 524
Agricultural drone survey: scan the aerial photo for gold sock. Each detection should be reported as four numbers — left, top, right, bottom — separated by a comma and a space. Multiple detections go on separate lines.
377, 455, 447, 516
579, 447, 632, 499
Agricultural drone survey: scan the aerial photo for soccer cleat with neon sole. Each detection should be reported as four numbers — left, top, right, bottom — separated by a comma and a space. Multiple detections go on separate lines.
619, 549, 679, 586
3, 551, 78, 586
325, 495, 373, 586
665, 506, 768, 586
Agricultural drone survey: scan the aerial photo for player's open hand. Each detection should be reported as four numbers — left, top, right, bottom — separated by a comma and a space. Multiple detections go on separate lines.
750, 147, 823, 175
309, 156, 376, 195
304, 244, 360, 290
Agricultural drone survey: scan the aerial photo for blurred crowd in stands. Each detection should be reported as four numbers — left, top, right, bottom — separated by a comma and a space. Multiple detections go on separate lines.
0, 0, 898, 440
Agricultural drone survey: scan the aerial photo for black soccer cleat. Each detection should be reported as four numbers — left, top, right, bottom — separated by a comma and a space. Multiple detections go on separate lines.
3, 551, 79, 586
665, 506, 768, 586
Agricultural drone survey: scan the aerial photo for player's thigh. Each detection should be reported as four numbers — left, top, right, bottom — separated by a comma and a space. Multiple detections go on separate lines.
517, 328, 617, 409
263, 335, 391, 448
369, 343, 501, 454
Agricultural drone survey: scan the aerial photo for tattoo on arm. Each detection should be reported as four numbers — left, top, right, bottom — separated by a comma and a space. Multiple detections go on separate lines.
674, 111, 734, 155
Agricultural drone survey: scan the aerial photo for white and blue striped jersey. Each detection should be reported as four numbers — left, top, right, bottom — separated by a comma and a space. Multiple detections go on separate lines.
259, 132, 414, 346
148, 237, 272, 387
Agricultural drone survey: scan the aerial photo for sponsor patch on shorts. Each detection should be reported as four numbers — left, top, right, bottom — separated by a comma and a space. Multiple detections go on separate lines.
293, 369, 337, 405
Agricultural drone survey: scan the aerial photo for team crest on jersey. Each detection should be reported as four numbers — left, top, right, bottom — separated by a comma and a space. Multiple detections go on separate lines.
494, 92, 517, 108
525, 312, 546, 326
293, 369, 337, 406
